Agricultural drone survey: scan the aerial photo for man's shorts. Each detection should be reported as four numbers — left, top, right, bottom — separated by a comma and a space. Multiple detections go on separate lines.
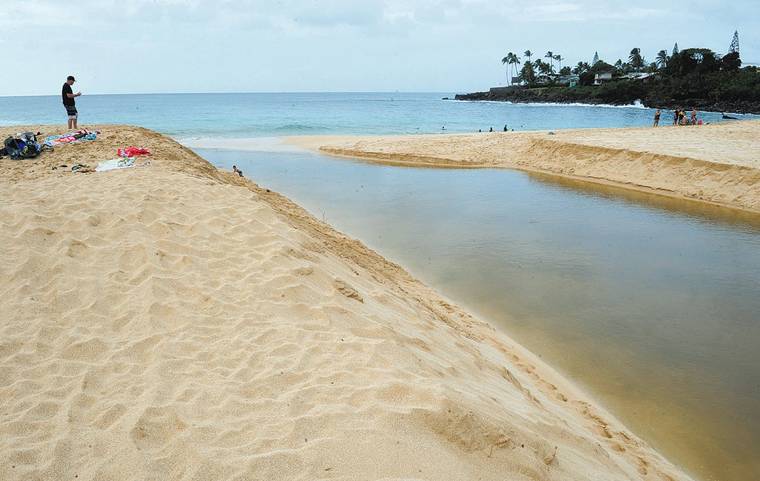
65, 105, 78, 119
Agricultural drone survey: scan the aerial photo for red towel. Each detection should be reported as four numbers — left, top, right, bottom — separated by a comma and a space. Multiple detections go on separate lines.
117, 146, 151, 157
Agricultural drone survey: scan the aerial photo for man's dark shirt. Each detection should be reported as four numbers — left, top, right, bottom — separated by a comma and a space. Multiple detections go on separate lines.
62, 83, 75, 106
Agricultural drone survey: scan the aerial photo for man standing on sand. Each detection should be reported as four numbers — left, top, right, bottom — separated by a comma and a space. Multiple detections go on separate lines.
62, 76, 82, 129
653, 109, 661, 127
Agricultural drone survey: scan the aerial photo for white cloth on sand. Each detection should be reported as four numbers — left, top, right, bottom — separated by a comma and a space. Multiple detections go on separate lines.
96, 157, 135, 172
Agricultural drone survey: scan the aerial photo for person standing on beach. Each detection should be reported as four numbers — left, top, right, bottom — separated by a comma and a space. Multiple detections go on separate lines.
690, 109, 698, 125
673, 109, 679, 126
62, 76, 82, 130
653, 109, 661, 127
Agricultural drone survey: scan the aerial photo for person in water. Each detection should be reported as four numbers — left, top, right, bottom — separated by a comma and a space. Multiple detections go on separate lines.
653, 109, 661, 127
61, 75, 82, 129
489, 127, 494, 132
503, 125, 508, 132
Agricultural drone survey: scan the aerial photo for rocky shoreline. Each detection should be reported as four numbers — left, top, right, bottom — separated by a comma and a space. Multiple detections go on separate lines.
454, 88, 760, 114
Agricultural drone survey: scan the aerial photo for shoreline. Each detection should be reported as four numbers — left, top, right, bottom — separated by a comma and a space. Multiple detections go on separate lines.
453, 90, 760, 115
449, 98, 650, 109
449, 97, 760, 117
285, 121, 760, 215
1, 124, 695, 481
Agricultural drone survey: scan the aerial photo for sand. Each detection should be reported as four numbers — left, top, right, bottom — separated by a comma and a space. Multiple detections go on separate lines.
289, 120, 760, 214
0, 125, 693, 481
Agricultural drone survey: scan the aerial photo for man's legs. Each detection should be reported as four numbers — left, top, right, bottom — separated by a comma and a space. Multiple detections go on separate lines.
66, 106, 78, 130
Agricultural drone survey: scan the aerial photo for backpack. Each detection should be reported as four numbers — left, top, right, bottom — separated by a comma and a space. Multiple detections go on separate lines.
4, 132, 41, 159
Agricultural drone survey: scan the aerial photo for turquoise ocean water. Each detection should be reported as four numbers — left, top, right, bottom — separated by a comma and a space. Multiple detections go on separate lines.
1, 92, 752, 138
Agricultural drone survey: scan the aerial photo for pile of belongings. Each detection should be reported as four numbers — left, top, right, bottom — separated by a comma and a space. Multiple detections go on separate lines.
2, 132, 43, 159
117, 146, 151, 157
93, 147, 151, 173
44, 129, 98, 148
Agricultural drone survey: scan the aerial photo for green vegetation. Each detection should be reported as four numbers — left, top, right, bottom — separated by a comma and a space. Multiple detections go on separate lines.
457, 32, 760, 113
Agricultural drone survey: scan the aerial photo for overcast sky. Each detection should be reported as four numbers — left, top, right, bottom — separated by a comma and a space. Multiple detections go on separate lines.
1, 0, 757, 96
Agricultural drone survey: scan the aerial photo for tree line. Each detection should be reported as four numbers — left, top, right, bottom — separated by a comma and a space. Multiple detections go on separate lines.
474, 32, 760, 112
500, 32, 746, 88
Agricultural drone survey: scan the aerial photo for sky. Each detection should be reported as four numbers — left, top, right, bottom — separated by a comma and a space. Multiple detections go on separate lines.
1, 0, 757, 96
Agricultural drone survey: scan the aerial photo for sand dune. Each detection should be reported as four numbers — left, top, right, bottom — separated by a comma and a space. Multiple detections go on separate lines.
289, 121, 760, 214
1, 125, 693, 480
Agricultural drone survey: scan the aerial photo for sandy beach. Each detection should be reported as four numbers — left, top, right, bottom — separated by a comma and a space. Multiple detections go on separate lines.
0, 125, 695, 480
289, 120, 760, 214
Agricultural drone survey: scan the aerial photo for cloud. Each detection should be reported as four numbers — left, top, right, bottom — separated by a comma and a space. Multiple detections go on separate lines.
0, 0, 755, 95
0, 0, 668, 29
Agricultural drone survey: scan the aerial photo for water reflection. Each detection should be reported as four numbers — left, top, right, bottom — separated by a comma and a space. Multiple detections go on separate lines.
198, 148, 760, 481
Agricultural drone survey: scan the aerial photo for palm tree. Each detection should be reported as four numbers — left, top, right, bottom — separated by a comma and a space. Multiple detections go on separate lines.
656, 50, 669, 69
502, 53, 522, 84
629, 48, 644, 71
553, 54, 564, 72
572, 61, 590, 75
535, 59, 552, 76
519, 60, 536, 85
511, 54, 521, 81
519, 61, 536, 84
524, 50, 533, 62
545, 51, 554, 72
501, 53, 514, 84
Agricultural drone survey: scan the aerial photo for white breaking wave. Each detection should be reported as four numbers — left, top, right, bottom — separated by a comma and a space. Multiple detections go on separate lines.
177, 136, 308, 153
453, 99, 651, 109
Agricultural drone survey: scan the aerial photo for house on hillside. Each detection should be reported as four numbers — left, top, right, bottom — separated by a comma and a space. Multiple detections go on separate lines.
534, 74, 553, 85
558, 74, 580, 87
593, 72, 613, 85
619, 72, 659, 83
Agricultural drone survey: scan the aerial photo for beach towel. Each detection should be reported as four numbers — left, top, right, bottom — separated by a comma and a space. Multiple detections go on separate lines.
117, 146, 151, 157
96, 157, 135, 172
45, 130, 98, 148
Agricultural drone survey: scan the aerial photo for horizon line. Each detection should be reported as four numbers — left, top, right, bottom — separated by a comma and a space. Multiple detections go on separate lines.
0, 90, 460, 99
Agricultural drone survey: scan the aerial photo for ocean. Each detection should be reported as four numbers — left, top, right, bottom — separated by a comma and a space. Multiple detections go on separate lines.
1, 92, 751, 139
